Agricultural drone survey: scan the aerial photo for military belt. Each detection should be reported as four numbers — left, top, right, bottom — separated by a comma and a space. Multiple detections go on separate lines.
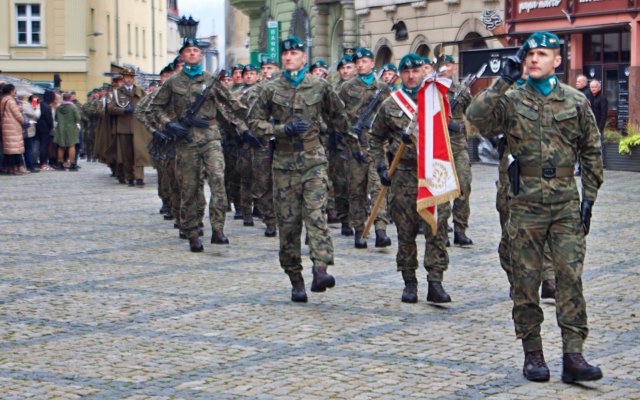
520, 166, 574, 179
275, 138, 321, 152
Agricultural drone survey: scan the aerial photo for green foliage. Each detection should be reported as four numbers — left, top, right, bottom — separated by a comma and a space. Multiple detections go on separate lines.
619, 134, 640, 155
603, 128, 622, 143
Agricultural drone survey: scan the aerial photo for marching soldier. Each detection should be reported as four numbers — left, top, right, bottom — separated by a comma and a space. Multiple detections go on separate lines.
438, 55, 474, 246
260, 57, 280, 80
107, 67, 152, 187
93, 76, 122, 177
380, 63, 398, 88
310, 60, 329, 79
81, 90, 101, 163
466, 31, 603, 383
369, 53, 453, 304
338, 47, 392, 249
248, 36, 366, 302
230, 64, 245, 94
150, 38, 251, 252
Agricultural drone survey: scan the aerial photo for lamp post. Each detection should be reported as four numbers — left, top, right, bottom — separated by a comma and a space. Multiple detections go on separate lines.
177, 16, 199, 40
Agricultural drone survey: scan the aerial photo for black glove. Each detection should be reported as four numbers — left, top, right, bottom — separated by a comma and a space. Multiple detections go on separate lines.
580, 200, 594, 235
500, 47, 526, 84
377, 163, 391, 187
352, 151, 369, 165
124, 103, 135, 114
242, 130, 261, 148
152, 130, 170, 144
184, 116, 209, 129
448, 119, 462, 133
166, 121, 192, 143
401, 132, 413, 145
284, 119, 310, 137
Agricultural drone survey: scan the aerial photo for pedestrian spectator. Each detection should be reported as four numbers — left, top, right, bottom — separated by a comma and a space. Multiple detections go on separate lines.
36, 90, 56, 170
54, 92, 81, 171
22, 94, 41, 173
575, 74, 592, 103
1, 84, 26, 175
589, 79, 608, 166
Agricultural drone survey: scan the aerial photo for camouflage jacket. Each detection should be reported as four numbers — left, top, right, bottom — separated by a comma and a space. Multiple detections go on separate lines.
338, 76, 390, 148
446, 81, 472, 149
248, 73, 359, 170
150, 71, 248, 143
81, 99, 101, 132
370, 93, 419, 179
466, 78, 603, 203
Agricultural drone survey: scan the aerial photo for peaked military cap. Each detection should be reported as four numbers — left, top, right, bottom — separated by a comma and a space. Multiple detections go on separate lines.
179, 37, 201, 53
352, 47, 374, 61
260, 57, 278, 66
382, 63, 397, 73
122, 67, 136, 76
398, 53, 425, 71
523, 31, 561, 51
310, 60, 328, 71
242, 64, 258, 74
231, 64, 245, 72
337, 55, 354, 70
281, 36, 306, 52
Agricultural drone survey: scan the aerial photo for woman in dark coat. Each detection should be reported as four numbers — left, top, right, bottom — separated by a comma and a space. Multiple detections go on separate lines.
36, 90, 55, 170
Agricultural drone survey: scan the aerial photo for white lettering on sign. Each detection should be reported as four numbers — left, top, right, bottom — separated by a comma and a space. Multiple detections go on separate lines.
518, 0, 562, 14
578, 0, 603, 3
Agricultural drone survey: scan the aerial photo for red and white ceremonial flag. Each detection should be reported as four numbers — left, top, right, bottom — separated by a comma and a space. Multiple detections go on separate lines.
416, 77, 460, 234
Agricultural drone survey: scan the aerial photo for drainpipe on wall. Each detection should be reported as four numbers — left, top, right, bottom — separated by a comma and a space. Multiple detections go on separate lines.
115, 0, 120, 65
151, 0, 156, 73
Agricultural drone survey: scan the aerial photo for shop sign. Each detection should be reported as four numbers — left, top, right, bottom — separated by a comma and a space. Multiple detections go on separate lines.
267, 20, 280, 61
518, 0, 562, 14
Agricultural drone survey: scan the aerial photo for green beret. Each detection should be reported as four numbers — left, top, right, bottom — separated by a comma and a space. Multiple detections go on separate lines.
242, 64, 258, 74
310, 60, 328, 71
260, 57, 278, 67
523, 31, 561, 51
337, 55, 354, 69
421, 57, 432, 65
231, 64, 245, 72
281, 36, 306, 52
179, 38, 201, 54
382, 63, 397, 73
398, 53, 425, 71
439, 54, 455, 64
352, 47, 374, 61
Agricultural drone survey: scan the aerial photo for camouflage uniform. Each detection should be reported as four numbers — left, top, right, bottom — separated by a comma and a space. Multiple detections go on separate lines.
446, 81, 473, 236
81, 99, 101, 162
237, 84, 258, 221
466, 77, 603, 354
150, 70, 248, 240
338, 76, 390, 236
329, 78, 352, 227
248, 72, 359, 274
370, 93, 450, 283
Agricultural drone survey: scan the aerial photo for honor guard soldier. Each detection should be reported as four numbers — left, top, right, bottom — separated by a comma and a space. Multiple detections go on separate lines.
310, 60, 329, 79
151, 38, 252, 252
248, 36, 367, 302
466, 31, 604, 383
338, 47, 392, 249
107, 67, 152, 187
380, 63, 398, 87
260, 57, 280, 81
438, 54, 474, 246
230, 64, 245, 94
369, 53, 453, 304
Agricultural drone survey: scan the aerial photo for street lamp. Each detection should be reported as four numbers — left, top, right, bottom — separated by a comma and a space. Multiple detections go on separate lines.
177, 16, 199, 39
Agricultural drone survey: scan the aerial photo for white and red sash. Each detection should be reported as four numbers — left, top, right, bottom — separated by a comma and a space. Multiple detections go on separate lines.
390, 88, 417, 120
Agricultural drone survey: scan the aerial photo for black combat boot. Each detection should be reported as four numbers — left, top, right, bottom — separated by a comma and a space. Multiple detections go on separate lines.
523, 350, 550, 382
540, 279, 556, 299
127, 179, 135, 187
189, 237, 204, 252
375, 229, 392, 248
243, 212, 254, 226
264, 224, 277, 237
252, 206, 262, 219
163, 213, 174, 221
135, 179, 145, 187
179, 229, 187, 239
198, 226, 204, 236
233, 210, 243, 220
288, 272, 308, 302
211, 229, 229, 244
561, 353, 603, 383
341, 222, 354, 236
445, 237, 451, 247
311, 266, 336, 292
401, 270, 418, 303
453, 232, 473, 246
159, 204, 169, 214
354, 230, 367, 249
327, 208, 340, 223
427, 280, 451, 303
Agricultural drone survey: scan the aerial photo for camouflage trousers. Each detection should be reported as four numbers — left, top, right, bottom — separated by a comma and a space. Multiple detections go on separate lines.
496, 179, 554, 285
328, 154, 350, 224
156, 159, 172, 208
224, 144, 240, 211
451, 137, 471, 234
236, 144, 253, 215
389, 169, 450, 282
84, 128, 95, 160
251, 146, 276, 226
175, 140, 226, 239
273, 162, 333, 273
507, 199, 588, 353
348, 158, 389, 231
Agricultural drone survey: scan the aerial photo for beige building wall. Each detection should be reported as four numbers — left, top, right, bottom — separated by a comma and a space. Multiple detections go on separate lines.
0, 0, 168, 100
225, 0, 250, 66
354, 0, 503, 69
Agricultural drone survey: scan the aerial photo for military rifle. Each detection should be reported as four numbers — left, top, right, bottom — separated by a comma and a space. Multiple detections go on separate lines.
352, 70, 397, 145
449, 63, 486, 113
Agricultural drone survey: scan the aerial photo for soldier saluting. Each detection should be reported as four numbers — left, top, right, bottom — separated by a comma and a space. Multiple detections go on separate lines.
151, 38, 251, 252
466, 31, 604, 383
248, 36, 367, 302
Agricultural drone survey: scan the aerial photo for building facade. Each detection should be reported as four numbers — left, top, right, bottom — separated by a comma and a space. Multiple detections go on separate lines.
0, 0, 168, 99
167, 0, 181, 62
225, 0, 251, 66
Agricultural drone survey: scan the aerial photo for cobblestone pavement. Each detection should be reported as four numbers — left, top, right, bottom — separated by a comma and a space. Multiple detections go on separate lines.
1, 162, 639, 400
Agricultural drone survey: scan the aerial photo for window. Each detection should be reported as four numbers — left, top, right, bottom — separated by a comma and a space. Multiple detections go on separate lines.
127, 24, 132, 54
16, 3, 41, 46
107, 15, 112, 54
142, 29, 146, 58
135, 27, 139, 56
584, 32, 630, 64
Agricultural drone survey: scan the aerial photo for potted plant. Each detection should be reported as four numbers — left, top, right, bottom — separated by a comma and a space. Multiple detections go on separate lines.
604, 123, 640, 172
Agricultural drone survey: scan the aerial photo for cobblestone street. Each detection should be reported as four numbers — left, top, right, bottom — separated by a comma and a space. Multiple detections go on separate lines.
1, 162, 639, 399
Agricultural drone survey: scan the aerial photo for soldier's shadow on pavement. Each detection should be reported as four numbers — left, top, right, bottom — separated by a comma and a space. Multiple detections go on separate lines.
427, 304, 450, 310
